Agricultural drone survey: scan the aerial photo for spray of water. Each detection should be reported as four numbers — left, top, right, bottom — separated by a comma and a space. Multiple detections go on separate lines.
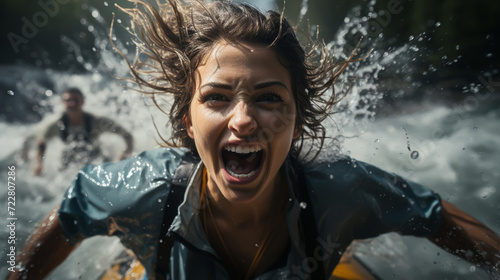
0, 1, 498, 279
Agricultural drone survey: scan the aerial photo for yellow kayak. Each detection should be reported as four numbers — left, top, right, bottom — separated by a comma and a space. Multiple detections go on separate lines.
101, 249, 378, 280
331, 252, 378, 280
99, 250, 145, 280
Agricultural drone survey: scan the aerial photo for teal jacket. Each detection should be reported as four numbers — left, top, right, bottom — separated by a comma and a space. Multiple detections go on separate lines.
59, 147, 442, 279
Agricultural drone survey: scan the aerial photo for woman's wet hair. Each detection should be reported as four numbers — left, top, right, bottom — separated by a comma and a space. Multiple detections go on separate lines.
115, 0, 358, 159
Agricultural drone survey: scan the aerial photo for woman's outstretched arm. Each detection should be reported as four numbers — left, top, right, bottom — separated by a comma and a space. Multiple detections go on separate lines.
428, 200, 500, 276
7, 207, 80, 280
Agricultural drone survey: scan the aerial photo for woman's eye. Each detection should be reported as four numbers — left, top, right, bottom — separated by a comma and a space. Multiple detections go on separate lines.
257, 93, 283, 103
201, 93, 229, 104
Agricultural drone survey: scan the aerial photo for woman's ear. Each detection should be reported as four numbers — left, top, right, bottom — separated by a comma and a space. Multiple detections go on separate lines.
183, 113, 194, 139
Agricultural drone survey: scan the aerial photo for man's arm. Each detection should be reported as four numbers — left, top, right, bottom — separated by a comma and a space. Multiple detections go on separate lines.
7, 207, 80, 280
33, 118, 60, 176
117, 132, 134, 161
428, 200, 500, 276
33, 140, 46, 176
95, 117, 134, 160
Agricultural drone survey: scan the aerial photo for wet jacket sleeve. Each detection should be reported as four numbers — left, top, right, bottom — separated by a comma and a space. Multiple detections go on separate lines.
58, 148, 186, 245
305, 158, 442, 241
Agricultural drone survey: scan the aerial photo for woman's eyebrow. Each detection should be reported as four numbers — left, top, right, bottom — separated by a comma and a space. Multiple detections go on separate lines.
254, 81, 289, 91
200, 81, 289, 91
200, 82, 232, 90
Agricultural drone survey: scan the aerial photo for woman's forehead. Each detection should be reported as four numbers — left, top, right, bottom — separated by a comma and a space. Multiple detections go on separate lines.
195, 41, 291, 89
200, 41, 273, 64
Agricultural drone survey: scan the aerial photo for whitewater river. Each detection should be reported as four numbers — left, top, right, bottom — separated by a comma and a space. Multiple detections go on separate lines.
1, 66, 498, 280
1, 1, 499, 279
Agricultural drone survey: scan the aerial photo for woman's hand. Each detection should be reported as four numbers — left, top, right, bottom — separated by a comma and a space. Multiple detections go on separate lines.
7, 207, 79, 280
428, 200, 500, 277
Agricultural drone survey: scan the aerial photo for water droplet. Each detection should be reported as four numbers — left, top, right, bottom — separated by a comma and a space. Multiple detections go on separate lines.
374, 139, 379, 143
104, 1, 109, 6
470, 265, 476, 272
402, 127, 412, 152
435, 22, 441, 27
329, 174, 334, 180
410, 150, 419, 159
45, 90, 53, 96
408, 35, 414, 41
299, 202, 307, 209
108, 201, 114, 206
255, 243, 259, 247
158, 199, 162, 203
7, 90, 14, 96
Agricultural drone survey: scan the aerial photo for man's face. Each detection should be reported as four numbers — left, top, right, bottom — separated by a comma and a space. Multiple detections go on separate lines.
62, 92, 84, 113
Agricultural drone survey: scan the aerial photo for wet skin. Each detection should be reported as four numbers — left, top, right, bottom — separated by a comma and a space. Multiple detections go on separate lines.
186, 40, 298, 278
186, 41, 300, 205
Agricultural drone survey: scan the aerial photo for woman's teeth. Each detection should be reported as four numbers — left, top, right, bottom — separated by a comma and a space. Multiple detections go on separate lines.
223, 145, 263, 178
224, 145, 262, 154
227, 169, 256, 178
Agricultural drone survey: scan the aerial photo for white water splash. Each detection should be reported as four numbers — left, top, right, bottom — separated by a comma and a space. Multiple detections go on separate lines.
0, 1, 498, 279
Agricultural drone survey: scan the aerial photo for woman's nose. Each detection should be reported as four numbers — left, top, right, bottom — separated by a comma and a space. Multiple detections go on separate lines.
228, 102, 257, 136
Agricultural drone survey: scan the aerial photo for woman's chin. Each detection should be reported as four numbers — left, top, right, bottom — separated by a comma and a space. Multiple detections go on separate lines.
218, 168, 265, 203
223, 188, 261, 203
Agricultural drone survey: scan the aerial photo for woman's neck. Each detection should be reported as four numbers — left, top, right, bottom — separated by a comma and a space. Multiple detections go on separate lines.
205, 171, 288, 227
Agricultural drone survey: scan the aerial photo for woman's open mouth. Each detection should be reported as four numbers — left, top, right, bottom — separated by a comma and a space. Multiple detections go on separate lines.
221, 145, 263, 181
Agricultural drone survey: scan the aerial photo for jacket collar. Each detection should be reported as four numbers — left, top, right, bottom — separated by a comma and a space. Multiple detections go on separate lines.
168, 157, 307, 260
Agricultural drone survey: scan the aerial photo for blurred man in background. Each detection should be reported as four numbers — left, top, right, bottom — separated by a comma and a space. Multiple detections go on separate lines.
34, 87, 134, 176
